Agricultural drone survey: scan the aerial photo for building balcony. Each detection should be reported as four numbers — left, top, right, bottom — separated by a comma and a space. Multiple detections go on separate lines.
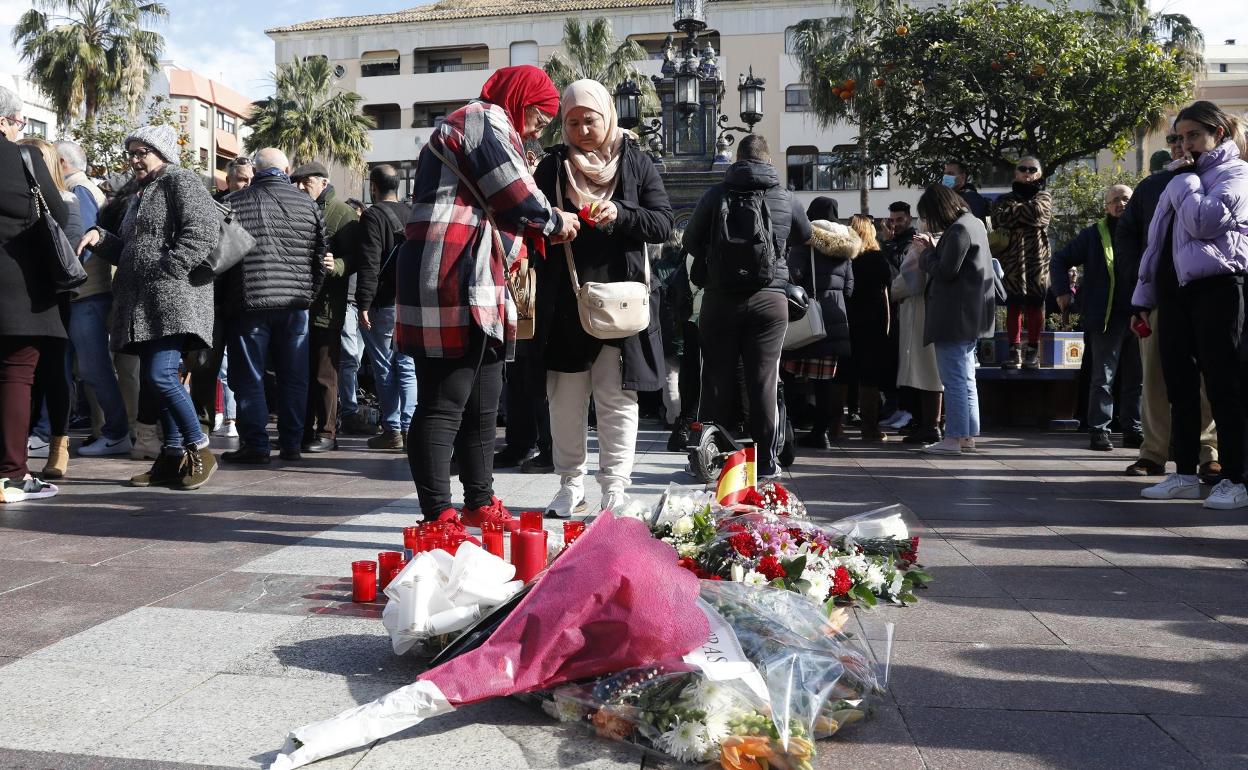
355, 69, 492, 107
367, 127, 437, 163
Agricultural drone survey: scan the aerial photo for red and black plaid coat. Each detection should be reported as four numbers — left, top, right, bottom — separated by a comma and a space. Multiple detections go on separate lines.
395, 101, 559, 360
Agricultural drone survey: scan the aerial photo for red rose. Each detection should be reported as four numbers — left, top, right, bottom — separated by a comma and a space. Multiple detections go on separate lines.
677, 557, 700, 574
757, 555, 786, 581
900, 536, 920, 564
832, 566, 852, 596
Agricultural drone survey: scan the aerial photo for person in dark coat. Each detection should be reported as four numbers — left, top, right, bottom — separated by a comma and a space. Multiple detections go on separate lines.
917, 185, 996, 455
1051, 184, 1142, 453
944, 161, 991, 222
783, 197, 862, 448
533, 79, 673, 518
845, 213, 896, 441
0, 86, 69, 502
78, 124, 222, 490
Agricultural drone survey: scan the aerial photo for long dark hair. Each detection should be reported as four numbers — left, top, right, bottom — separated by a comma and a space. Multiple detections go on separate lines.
1176, 100, 1246, 155
916, 184, 969, 233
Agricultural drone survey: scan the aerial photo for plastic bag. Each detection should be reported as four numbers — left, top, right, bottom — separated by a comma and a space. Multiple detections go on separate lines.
529, 580, 890, 769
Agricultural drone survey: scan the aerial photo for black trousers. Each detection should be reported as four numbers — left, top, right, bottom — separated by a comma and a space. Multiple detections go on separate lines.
502, 341, 551, 455
406, 327, 504, 515
699, 290, 787, 476
305, 326, 342, 440
678, 321, 701, 420
1158, 274, 1245, 481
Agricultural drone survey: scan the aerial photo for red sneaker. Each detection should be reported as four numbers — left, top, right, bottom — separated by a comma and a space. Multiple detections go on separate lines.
435, 509, 482, 546
460, 496, 519, 532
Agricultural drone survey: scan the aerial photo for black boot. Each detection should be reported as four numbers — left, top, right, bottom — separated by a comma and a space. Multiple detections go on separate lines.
667, 417, 693, 453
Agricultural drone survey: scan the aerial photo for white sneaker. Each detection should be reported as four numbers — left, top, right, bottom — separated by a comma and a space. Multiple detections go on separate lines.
1204, 479, 1248, 509
545, 480, 587, 519
960, 438, 979, 454
921, 437, 962, 455
27, 436, 49, 458
601, 489, 627, 514
212, 413, 224, 433
213, 420, 238, 438
1141, 473, 1202, 500
888, 410, 914, 429
78, 435, 134, 457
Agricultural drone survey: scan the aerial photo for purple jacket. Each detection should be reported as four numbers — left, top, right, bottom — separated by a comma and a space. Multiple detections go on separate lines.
1132, 141, 1248, 309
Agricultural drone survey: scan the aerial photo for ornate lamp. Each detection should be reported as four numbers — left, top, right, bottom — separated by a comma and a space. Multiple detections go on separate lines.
673, 0, 707, 34
738, 67, 765, 130
674, 68, 701, 123
614, 80, 641, 130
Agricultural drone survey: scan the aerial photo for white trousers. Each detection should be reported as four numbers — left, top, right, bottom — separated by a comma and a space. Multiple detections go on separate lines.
546, 346, 639, 496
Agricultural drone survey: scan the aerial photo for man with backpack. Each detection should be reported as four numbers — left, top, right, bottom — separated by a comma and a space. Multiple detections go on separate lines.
355, 164, 417, 450
683, 135, 813, 479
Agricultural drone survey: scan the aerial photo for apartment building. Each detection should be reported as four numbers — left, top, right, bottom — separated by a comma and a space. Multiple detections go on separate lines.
1, 72, 58, 141
148, 63, 254, 190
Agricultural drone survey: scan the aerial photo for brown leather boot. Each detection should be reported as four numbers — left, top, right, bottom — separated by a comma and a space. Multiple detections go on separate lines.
859, 386, 887, 442
42, 435, 69, 479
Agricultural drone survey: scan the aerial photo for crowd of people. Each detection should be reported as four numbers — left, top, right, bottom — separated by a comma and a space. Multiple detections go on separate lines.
2, 69, 1247, 515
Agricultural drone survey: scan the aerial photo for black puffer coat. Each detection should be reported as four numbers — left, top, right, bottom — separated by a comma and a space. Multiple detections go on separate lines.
224, 172, 326, 316
533, 138, 674, 391
785, 221, 862, 360
0, 138, 69, 338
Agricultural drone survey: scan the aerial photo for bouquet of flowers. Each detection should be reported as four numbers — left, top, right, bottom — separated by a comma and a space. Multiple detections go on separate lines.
528, 580, 890, 770
648, 483, 930, 612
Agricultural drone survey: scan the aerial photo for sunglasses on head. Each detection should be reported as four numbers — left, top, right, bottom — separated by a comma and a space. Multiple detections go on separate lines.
1165, 134, 1181, 144
1016, 165, 1039, 173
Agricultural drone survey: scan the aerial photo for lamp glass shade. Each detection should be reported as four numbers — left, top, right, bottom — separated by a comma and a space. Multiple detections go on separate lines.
674, 0, 706, 25
615, 84, 640, 128
739, 80, 764, 125
675, 71, 700, 115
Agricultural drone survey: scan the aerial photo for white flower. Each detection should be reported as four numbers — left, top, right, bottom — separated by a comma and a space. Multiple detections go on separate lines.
731, 562, 745, 582
542, 694, 584, 723
658, 719, 712, 763
888, 571, 905, 598
743, 570, 769, 587
804, 571, 831, 601
705, 711, 734, 743
863, 564, 887, 593
672, 515, 696, 535
677, 542, 700, 558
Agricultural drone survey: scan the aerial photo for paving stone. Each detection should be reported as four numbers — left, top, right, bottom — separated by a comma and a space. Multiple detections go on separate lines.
901, 706, 1199, 769
233, 510, 428, 576
1075, 645, 1248, 717
1151, 714, 1248, 768
0, 747, 243, 770
1021, 598, 1246, 649
0, 533, 158, 565
0, 597, 132, 656
2, 564, 225, 606
0, 659, 212, 755
95, 673, 390, 769
153, 571, 353, 616
1126, 566, 1248, 603
977, 564, 1154, 601
228, 614, 425, 684
890, 597, 1063, 645
31, 606, 302, 672
1048, 525, 1248, 569
890, 641, 1134, 713
0, 559, 82, 593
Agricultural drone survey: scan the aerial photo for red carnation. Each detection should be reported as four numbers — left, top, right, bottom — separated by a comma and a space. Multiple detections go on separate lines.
677, 557, 700, 575
900, 536, 920, 564
757, 555, 787, 581
740, 488, 765, 508
729, 531, 757, 557
770, 483, 790, 506
832, 566, 852, 596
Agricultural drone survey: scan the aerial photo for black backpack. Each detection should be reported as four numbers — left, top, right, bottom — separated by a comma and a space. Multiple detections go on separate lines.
709, 187, 779, 291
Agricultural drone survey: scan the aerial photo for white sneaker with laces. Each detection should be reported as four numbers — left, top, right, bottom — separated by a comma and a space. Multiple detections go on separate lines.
78, 435, 134, 457
1141, 473, 1202, 500
213, 420, 238, 438
27, 436, 50, 458
545, 479, 587, 519
889, 410, 914, 430
1204, 479, 1248, 509
921, 437, 962, 455
601, 489, 627, 514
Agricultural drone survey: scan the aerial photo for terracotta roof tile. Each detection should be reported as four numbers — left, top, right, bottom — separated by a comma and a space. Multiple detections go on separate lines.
267, 0, 681, 34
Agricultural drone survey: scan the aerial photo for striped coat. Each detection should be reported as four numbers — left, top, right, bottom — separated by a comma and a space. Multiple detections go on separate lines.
395, 101, 560, 360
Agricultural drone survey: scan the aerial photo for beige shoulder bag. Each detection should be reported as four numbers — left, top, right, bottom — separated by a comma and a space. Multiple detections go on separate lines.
428, 142, 537, 340
564, 241, 651, 340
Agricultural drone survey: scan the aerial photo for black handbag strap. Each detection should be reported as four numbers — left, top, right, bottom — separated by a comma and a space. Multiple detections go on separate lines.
17, 145, 52, 219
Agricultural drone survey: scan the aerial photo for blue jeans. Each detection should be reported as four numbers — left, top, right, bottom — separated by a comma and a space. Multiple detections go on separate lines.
338, 303, 364, 418
227, 309, 309, 452
1086, 314, 1142, 434
68, 294, 129, 441
138, 335, 206, 451
218, 350, 236, 421
361, 305, 417, 433
934, 340, 980, 439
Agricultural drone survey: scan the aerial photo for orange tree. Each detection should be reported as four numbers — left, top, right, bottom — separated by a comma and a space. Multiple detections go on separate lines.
794, 0, 1192, 187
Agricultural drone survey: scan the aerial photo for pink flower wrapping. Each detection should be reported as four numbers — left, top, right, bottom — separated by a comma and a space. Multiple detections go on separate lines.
421, 511, 709, 705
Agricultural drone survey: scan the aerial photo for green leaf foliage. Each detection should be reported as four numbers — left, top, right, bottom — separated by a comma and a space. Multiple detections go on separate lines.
244, 56, 375, 170
1048, 164, 1143, 247
70, 95, 203, 178
543, 18, 656, 143
793, 0, 1193, 186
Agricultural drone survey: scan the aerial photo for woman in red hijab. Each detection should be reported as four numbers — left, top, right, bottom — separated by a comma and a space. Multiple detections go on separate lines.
396, 65, 580, 535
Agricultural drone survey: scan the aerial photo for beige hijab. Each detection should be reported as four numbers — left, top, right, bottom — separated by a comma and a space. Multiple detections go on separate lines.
561, 79, 625, 209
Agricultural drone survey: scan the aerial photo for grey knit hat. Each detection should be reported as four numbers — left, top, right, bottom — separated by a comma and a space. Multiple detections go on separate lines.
124, 124, 180, 164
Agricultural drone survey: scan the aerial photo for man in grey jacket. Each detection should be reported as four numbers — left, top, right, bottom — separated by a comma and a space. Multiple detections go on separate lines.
222, 147, 327, 464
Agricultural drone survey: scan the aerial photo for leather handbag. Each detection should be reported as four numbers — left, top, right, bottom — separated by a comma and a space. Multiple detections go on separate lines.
783, 246, 827, 350
564, 242, 650, 340
18, 147, 87, 297
195, 198, 256, 281
428, 143, 537, 340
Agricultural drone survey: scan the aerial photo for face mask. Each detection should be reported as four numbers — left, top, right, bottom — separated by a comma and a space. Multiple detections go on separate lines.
941, 174, 957, 188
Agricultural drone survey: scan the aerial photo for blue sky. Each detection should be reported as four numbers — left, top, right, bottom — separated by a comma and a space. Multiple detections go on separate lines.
1, 0, 1246, 103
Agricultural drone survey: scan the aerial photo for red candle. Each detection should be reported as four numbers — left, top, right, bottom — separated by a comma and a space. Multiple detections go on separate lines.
563, 520, 586, 547
520, 511, 543, 531
511, 528, 548, 583
380, 558, 407, 590
482, 522, 505, 558
351, 560, 377, 602
403, 526, 422, 559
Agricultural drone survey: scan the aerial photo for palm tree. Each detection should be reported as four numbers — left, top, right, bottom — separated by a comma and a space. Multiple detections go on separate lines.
11, 0, 167, 126
1097, 0, 1204, 171
244, 56, 375, 170
543, 18, 656, 141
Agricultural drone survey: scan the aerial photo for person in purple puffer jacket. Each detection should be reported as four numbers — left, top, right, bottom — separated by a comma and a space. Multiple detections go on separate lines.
1131, 100, 1248, 510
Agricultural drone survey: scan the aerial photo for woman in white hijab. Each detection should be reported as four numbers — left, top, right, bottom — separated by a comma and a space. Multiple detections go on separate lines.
532, 79, 674, 518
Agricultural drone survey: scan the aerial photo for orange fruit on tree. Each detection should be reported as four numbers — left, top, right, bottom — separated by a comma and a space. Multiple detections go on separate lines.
895, 24, 909, 35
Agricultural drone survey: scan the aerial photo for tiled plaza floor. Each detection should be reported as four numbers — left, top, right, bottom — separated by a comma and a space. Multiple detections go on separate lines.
1, 423, 1246, 769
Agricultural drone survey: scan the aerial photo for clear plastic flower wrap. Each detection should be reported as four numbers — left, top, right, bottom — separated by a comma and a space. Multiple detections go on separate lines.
527, 580, 891, 770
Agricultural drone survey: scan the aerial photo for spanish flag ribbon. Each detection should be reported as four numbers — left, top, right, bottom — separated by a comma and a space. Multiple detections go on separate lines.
716, 445, 757, 506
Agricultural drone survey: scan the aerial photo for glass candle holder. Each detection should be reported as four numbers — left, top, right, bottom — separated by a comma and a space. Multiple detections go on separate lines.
482, 522, 505, 558
520, 511, 543, 531
403, 526, 422, 559
380, 558, 407, 591
563, 520, 586, 547
511, 528, 549, 583
351, 560, 377, 602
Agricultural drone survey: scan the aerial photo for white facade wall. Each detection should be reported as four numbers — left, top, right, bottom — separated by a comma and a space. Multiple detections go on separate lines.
1, 72, 59, 141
